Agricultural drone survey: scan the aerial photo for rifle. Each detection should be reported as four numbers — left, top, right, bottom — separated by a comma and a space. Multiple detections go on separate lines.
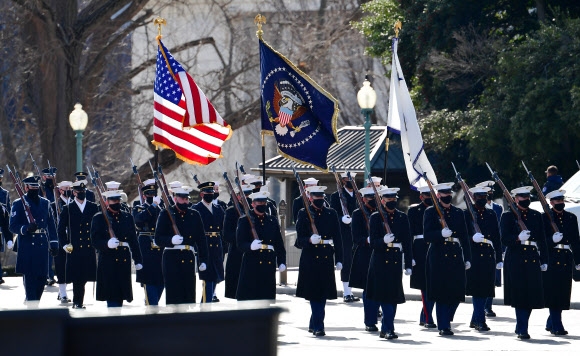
233, 176, 259, 240
522, 161, 559, 234
157, 164, 172, 203
331, 166, 350, 218
6, 165, 36, 225
192, 173, 201, 186
222, 172, 243, 217
576, 159, 579, 170
292, 166, 319, 235
421, 172, 448, 228
92, 165, 107, 194
29, 153, 46, 198
347, 171, 370, 231
149, 161, 180, 235
130, 158, 144, 205
89, 166, 107, 206
87, 166, 115, 239
485, 162, 527, 231
367, 173, 392, 235
13, 166, 22, 187
48, 159, 61, 220
452, 162, 481, 234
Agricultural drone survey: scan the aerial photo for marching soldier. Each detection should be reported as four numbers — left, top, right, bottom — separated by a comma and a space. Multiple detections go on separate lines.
295, 185, 343, 337
423, 182, 471, 336
74, 172, 96, 203
166, 181, 184, 206
155, 186, 209, 305
105, 181, 130, 213
500, 186, 547, 339
408, 186, 436, 328
133, 179, 164, 306
212, 181, 228, 212
9, 176, 59, 303
349, 187, 379, 331
367, 176, 382, 188
52, 181, 73, 304
193, 181, 225, 303
0, 168, 13, 285
292, 177, 318, 223
58, 180, 99, 309
330, 172, 359, 303
43, 167, 58, 286
236, 190, 286, 300
91, 190, 142, 307
247, 177, 277, 217
464, 186, 502, 331
41, 167, 57, 202
542, 189, 580, 335
223, 184, 254, 299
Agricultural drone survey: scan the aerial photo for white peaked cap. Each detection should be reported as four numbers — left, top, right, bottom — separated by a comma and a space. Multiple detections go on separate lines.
476, 180, 496, 188
340, 172, 356, 178
58, 181, 73, 188
306, 185, 327, 193
510, 186, 533, 196
417, 186, 431, 193
103, 190, 123, 199
168, 181, 183, 189
469, 186, 491, 194
249, 190, 269, 200
143, 178, 156, 186
433, 182, 454, 192
359, 187, 375, 196
545, 189, 565, 200
173, 186, 193, 195
378, 187, 400, 196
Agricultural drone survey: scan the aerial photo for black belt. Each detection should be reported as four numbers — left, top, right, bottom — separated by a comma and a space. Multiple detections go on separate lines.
138, 232, 155, 236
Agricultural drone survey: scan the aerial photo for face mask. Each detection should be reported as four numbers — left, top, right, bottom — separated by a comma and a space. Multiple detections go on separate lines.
553, 203, 565, 211
344, 181, 353, 189
108, 203, 121, 211
440, 195, 452, 204
255, 205, 267, 213
146, 197, 154, 204
475, 198, 487, 208
518, 199, 531, 209
203, 194, 214, 203
76, 191, 86, 200
385, 201, 397, 210
27, 189, 39, 200
312, 199, 324, 208
246, 197, 253, 206
176, 203, 189, 211
423, 198, 433, 206
64, 190, 72, 198
213, 192, 220, 200
45, 180, 54, 190
486, 194, 493, 202
367, 199, 377, 208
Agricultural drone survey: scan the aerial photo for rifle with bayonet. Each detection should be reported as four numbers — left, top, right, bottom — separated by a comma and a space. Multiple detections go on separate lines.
222, 172, 243, 217
87, 166, 115, 239
347, 171, 370, 231
331, 166, 351, 220
149, 161, 180, 235
522, 161, 559, 234
367, 172, 392, 235
6, 165, 36, 225
486, 162, 527, 231
421, 172, 448, 229
130, 158, 144, 205
293, 166, 319, 236
48, 159, 61, 220
89, 166, 107, 206
29, 153, 46, 198
92, 165, 107, 194
233, 176, 259, 240
156, 164, 172, 203
452, 162, 481, 234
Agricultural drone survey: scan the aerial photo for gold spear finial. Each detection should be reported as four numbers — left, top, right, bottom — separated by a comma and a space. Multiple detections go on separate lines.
154, 17, 167, 39
394, 20, 402, 38
254, 14, 266, 39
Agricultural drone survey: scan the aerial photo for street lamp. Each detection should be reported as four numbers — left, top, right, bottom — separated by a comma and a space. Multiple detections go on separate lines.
357, 77, 377, 175
69, 103, 88, 172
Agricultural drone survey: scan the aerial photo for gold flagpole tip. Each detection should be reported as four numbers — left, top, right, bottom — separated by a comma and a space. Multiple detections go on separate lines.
254, 14, 266, 39
394, 20, 402, 38
154, 17, 167, 39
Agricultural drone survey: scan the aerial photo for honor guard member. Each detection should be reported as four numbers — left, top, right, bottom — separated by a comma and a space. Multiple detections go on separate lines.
105, 181, 130, 213
330, 172, 359, 303
91, 190, 142, 307
58, 180, 99, 309
476, 180, 504, 317
500, 186, 547, 339
247, 177, 277, 217
293, 177, 318, 223
349, 187, 379, 331
367, 176, 382, 188
43, 167, 58, 286
0, 168, 14, 285
236, 190, 286, 300
133, 179, 164, 306
155, 186, 209, 305
295, 185, 343, 337
223, 184, 254, 299
9, 176, 59, 302
52, 181, 73, 303
193, 182, 225, 303
423, 182, 471, 336
74, 172, 96, 203
366, 187, 413, 339
542, 189, 580, 335
41, 167, 57, 202
408, 186, 436, 328
212, 181, 228, 212
464, 186, 502, 331
166, 181, 184, 206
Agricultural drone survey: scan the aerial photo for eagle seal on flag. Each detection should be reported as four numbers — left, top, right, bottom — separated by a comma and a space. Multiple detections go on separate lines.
271, 80, 308, 136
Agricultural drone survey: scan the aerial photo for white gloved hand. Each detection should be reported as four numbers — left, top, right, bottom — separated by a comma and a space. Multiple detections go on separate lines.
107, 237, 120, 249
575, 264, 580, 271
135, 264, 143, 271
342, 215, 352, 224
441, 227, 453, 238
404, 269, 412, 276
472, 233, 485, 243
412, 259, 416, 267
518, 230, 530, 241
310, 234, 322, 244
171, 235, 184, 245
251, 239, 263, 251
540, 264, 548, 272
278, 264, 287, 272
496, 262, 503, 269
6, 240, 13, 250
465, 261, 471, 270
383, 233, 395, 244
335, 262, 343, 271
199, 263, 207, 271
152, 196, 162, 205
552, 232, 564, 243
367, 236, 370, 244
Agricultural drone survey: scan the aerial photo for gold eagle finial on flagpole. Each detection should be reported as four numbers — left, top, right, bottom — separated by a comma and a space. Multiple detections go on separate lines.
154, 17, 167, 39
394, 20, 402, 38
255, 14, 266, 39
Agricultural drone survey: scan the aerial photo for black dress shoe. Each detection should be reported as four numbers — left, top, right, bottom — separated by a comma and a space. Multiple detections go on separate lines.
60, 296, 71, 304
343, 295, 353, 303
424, 323, 437, 329
308, 328, 313, 333
439, 328, 454, 336
517, 333, 531, 340
484, 309, 496, 317
469, 322, 475, 328
313, 330, 326, 336
545, 327, 552, 332
476, 323, 490, 331
385, 331, 398, 340
419, 321, 425, 326
72, 304, 86, 309
0, 278, 5, 285
551, 330, 568, 336
379, 331, 386, 338
212, 296, 220, 303
365, 325, 379, 332
47, 279, 56, 286
351, 296, 360, 302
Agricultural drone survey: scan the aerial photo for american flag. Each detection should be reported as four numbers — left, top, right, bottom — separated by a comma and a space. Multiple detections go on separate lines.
153, 39, 231, 165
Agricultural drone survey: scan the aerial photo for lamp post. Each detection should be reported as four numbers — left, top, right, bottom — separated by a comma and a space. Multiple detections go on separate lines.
357, 77, 377, 175
69, 103, 88, 172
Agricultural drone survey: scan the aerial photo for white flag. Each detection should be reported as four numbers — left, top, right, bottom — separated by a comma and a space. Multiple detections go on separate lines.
387, 38, 438, 190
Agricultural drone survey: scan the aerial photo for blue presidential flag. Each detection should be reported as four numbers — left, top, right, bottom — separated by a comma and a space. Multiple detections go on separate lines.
260, 39, 339, 172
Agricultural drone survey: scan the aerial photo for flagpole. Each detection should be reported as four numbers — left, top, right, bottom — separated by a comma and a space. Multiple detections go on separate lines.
262, 132, 267, 185
153, 18, 166, 170
384, 20, 402, 185
256, 14, 267, 184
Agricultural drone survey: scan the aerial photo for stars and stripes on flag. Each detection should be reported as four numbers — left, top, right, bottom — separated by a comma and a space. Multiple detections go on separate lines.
152, 39, 232, 165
